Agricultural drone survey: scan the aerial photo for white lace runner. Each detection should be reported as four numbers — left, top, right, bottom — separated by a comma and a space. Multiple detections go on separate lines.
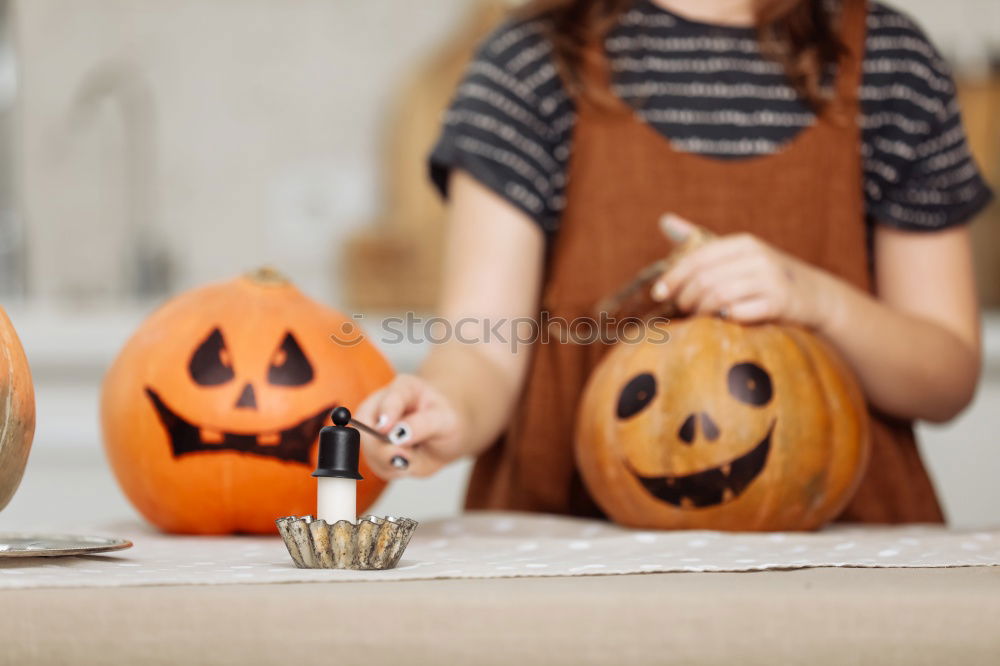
1, 511, 998, 589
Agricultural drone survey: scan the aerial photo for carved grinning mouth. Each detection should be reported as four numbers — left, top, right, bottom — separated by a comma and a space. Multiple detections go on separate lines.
629, 422, 775, 509
145, 388, 333, 465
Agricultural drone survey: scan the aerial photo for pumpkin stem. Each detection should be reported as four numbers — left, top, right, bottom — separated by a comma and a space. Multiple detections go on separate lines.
245, 266, 290, 286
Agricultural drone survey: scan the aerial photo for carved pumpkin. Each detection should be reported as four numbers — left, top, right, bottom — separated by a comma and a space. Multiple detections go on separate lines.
101, 268, 392, 534
576, 316, 869, 531
0, 307, 35, 513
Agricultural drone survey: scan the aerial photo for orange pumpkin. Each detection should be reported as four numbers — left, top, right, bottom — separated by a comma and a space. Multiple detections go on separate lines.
0, 307, 35, 513
101, 268, 392, 534
576, 316, 869, 531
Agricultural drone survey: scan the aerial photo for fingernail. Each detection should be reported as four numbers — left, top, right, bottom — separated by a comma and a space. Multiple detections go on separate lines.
660, 213, 691, 243
389, 422, 412, 446
376, 414, 388, 429
391, 455, 409, 470
651, 281, 669, 302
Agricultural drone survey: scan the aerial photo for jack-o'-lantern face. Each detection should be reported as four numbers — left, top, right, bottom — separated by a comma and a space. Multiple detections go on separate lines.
102, 269, 394, 535
145, 327, 331, 464
616, 361, 775, 508
576, 317, 870, 531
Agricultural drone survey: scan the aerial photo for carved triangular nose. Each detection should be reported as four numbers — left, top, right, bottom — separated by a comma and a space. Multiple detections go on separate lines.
235, 383, 257, 409
678, 412, 720, 445
678, 413, 697, 444
701, 412, 720, 441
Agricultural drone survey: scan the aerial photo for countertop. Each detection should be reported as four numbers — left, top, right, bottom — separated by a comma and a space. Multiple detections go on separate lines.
2, 568, 999, 665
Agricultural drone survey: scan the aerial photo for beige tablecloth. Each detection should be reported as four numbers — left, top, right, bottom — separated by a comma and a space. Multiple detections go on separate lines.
2, 511, 998, 589
2, 568, 999, 666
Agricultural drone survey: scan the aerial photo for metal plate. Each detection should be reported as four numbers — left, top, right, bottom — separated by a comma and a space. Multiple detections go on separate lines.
0, 533, 133, 558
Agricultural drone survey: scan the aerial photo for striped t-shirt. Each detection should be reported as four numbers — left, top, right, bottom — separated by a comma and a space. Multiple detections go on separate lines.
430, 0, 993, 234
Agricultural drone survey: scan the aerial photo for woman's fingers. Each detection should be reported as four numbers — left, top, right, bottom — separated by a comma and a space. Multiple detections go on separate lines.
389, 407, 452, 450
355, 374, 460, 480
671, 235, 759, 283
361, 430, 416, 481
361, 435, 442, 481
354, 387, 387, 432
356, 377, 424, 480
671, 260, 759, 313
367, 375, 423, 434
355, 371, 468, 481
653, 234, 760, 302
696, 279, 762, 315
659, 213, 697, 243
726, 296, 779, 323
392, 447, 443, 479
359, 435, 400, 481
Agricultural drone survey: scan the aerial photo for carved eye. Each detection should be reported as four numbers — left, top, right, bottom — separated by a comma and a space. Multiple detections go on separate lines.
617, 373, 657, 419
189, 328, 235, 386
727, 362, 773, 407
268, 332, 314, 386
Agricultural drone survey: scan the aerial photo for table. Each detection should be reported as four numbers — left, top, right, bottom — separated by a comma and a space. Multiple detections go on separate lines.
2, 567, 999, 665
3, 458, 999, 664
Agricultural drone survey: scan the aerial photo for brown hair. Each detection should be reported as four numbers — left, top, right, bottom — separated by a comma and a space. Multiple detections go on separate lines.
518, 0, 846, 111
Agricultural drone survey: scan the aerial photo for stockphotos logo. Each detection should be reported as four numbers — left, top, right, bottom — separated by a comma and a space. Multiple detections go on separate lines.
330, 312, 670, 352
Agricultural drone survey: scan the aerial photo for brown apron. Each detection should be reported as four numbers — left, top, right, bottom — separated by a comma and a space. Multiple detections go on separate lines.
465, 0, 944, 524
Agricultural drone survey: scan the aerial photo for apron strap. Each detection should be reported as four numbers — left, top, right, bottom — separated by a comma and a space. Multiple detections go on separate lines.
833, 0, 870, 109
577, 35, 628, 116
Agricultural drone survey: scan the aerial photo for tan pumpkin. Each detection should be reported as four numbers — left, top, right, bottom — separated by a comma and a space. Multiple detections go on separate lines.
576, 316, 869, 531
101, 268, 393, 534
0, 306, 35, 513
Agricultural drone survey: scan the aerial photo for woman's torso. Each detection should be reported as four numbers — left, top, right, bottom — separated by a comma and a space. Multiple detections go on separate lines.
435, 0, 989, 524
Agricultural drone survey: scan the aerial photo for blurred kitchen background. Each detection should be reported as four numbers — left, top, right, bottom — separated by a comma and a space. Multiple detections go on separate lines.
1, 0, 998, 530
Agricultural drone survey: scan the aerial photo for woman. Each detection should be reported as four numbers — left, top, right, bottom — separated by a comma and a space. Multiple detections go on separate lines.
356, 0, 992, 522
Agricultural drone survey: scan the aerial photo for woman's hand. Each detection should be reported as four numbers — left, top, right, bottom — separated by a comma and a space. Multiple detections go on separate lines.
649, 213, 981, 422
354, 374, 465, 481
651, 214, 833, 327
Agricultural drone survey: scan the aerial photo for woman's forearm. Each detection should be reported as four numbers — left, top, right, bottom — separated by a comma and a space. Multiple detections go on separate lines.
815, 273, 980, 422
412, 171, 544, 460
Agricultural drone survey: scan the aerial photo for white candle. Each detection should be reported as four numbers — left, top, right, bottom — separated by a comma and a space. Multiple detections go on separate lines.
317, 477, 356, 524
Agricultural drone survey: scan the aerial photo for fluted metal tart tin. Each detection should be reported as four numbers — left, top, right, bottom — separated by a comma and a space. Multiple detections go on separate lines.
276, 515, 418, 570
